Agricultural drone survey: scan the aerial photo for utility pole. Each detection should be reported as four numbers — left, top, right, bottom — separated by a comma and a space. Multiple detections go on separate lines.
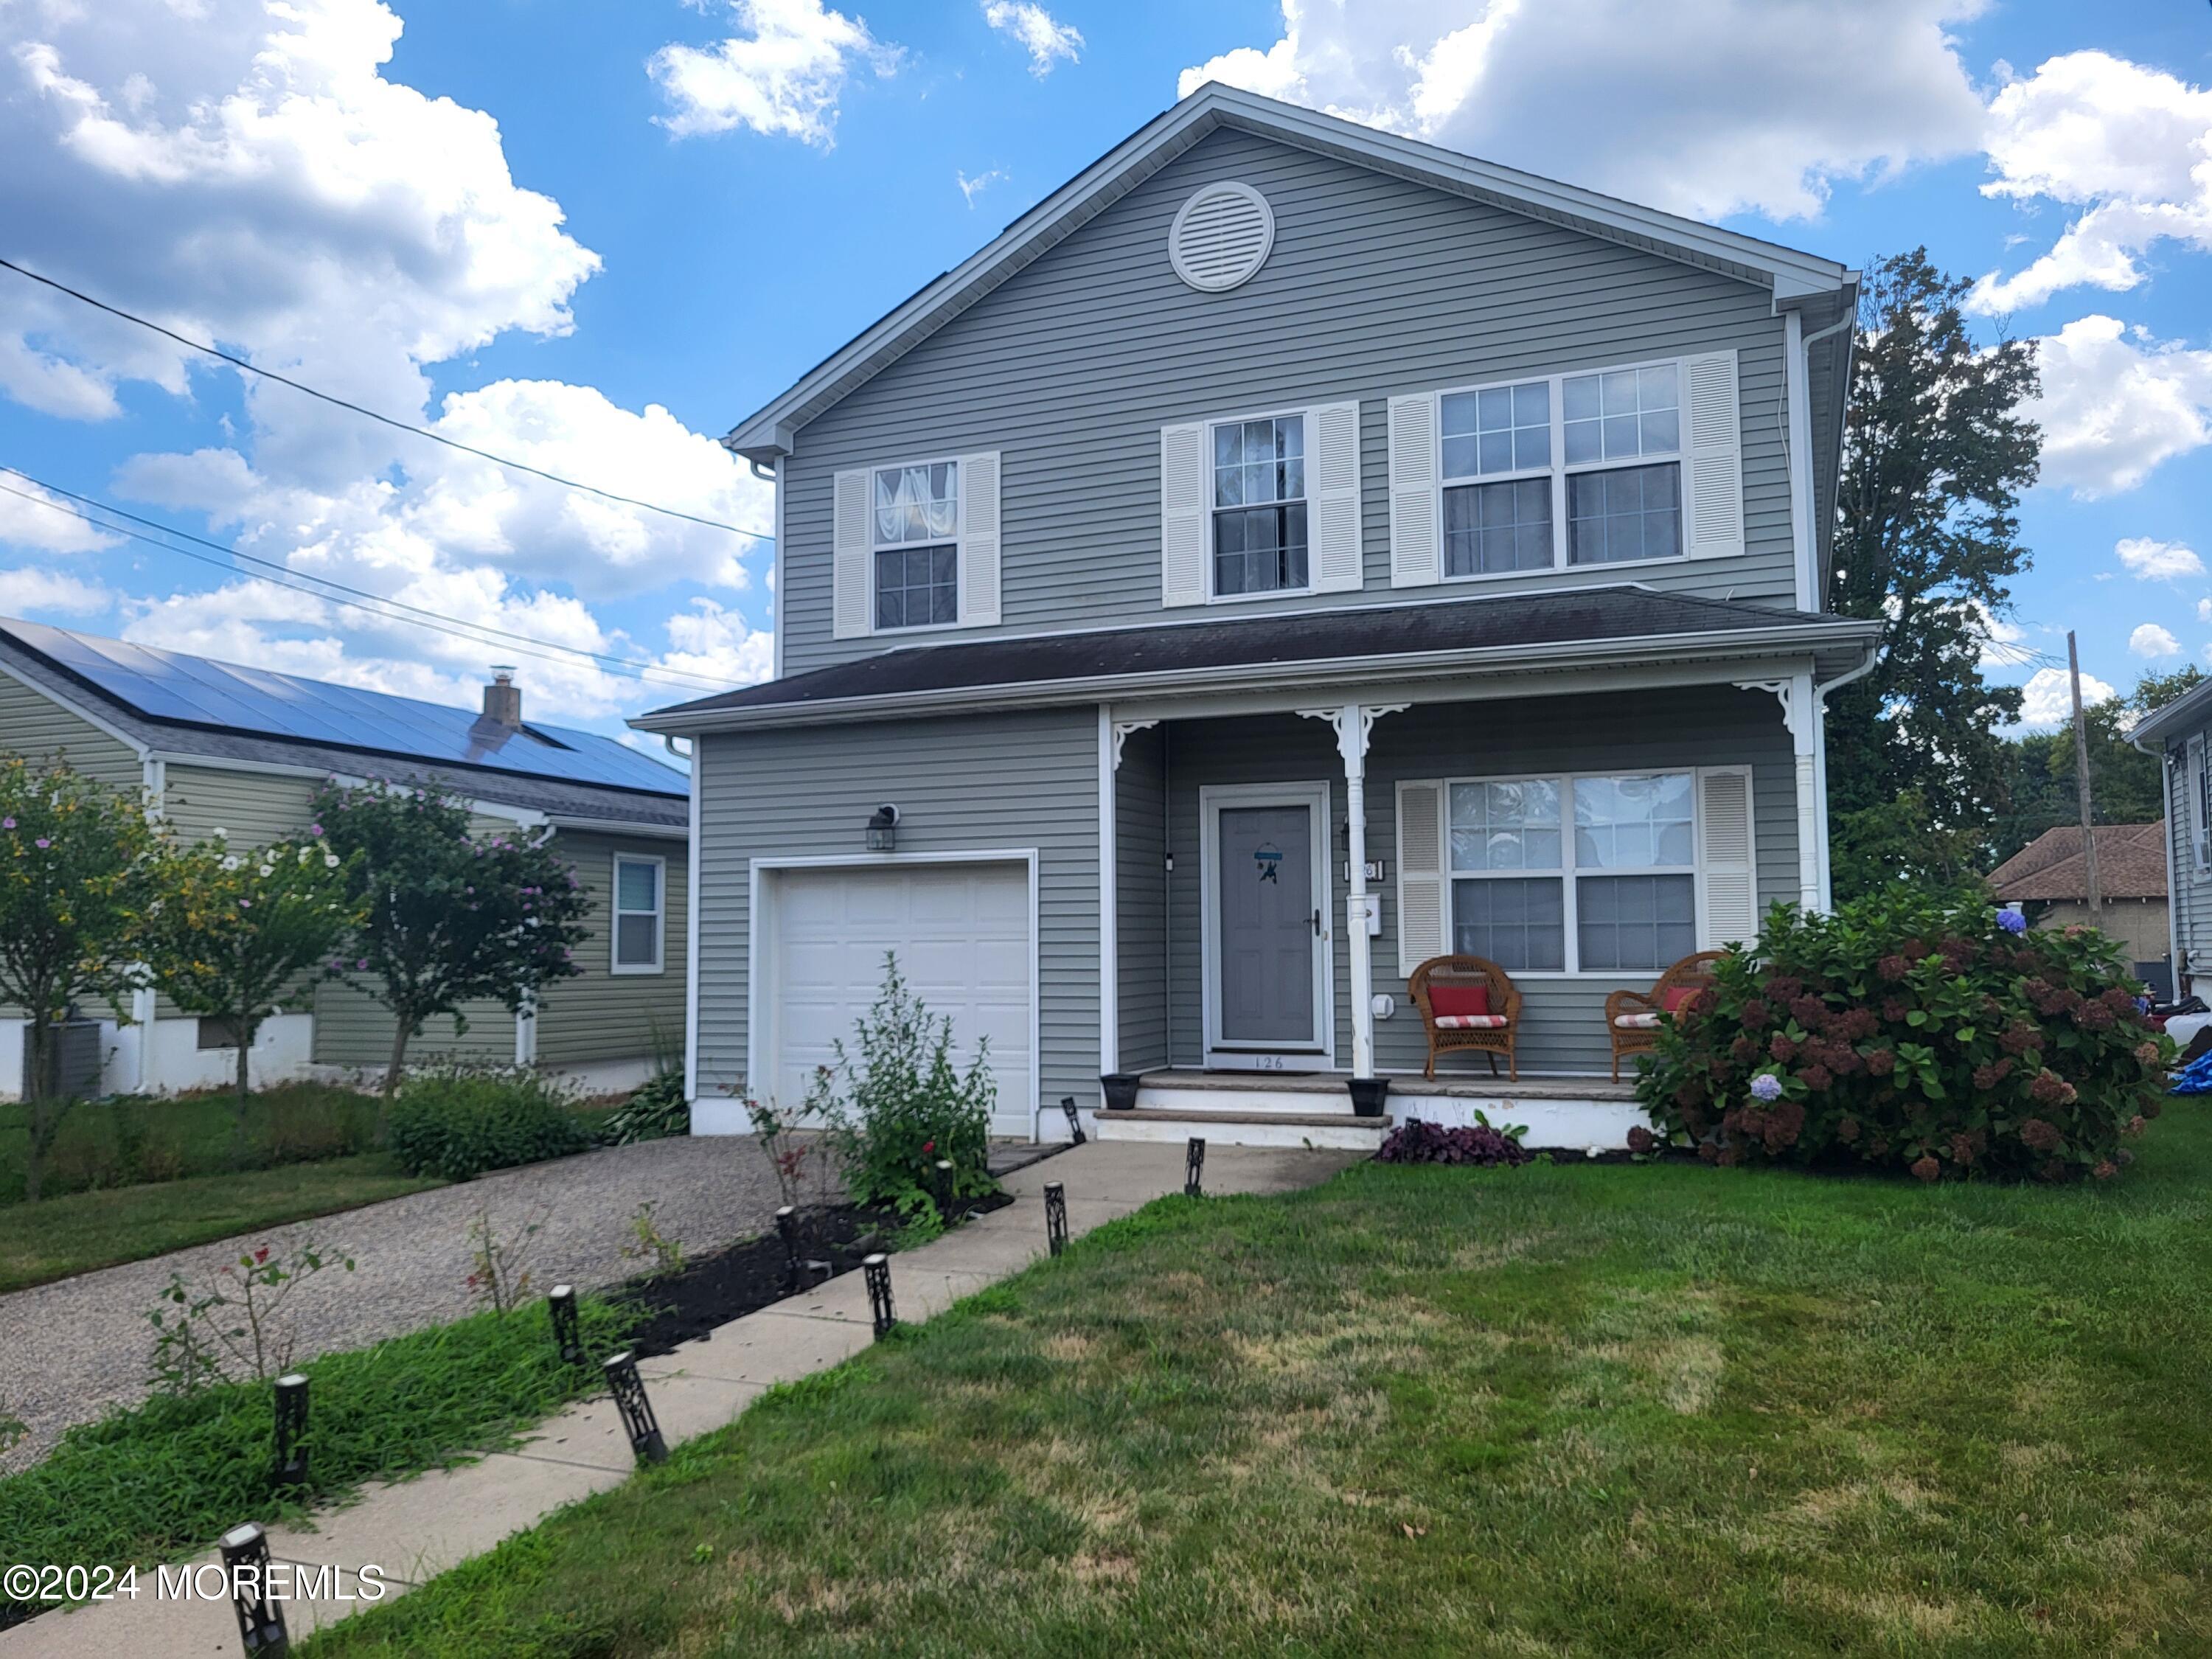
2067, 630, 2104, 928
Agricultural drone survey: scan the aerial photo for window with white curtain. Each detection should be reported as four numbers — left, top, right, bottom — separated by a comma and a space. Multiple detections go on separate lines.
872, 460, 960, 630
1211, 414, 1308, 597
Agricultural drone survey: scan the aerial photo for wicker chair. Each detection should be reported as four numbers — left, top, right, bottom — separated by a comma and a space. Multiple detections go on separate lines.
1604, 950, 1726, 1080
1409, 955, 1523, 1080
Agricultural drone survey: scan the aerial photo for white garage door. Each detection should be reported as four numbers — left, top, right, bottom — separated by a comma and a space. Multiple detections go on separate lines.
768, 860, 1034, 1139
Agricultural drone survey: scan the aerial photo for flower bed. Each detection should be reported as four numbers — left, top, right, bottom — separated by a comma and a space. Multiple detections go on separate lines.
1635, 891, 2171, 1181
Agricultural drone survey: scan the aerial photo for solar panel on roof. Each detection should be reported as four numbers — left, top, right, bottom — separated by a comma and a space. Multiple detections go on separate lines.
6, 619, 686, 798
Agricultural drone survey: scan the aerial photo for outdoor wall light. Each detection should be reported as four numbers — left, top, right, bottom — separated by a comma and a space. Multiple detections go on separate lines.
865, 803, 900, 852
220, 1522, 289, 1657
1044, 1181, 1068, 1258
863, 1252, 896, 1339
602, 1352, 667, 1465
271, 1374, 309, 1491
549, 1284, 584, 1368
1185, 1137, 1206, 1199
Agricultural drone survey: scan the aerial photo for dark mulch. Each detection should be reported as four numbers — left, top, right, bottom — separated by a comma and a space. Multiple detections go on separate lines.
613, 1191, 1016, 1356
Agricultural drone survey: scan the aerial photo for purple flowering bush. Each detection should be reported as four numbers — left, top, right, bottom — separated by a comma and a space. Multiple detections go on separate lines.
1376, 1118, 1531, 1168
1636, 890, 2170, 1182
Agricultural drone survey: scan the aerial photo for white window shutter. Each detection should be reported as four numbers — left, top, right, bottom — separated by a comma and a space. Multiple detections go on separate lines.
1683, 350, 1745, 560
1696, 765, 1757, 948
832, 467, 872, 639
1161, 422, 1208, 608
1397, 780, 1447, 975
1308, 401, 1363, 593
959, 451, 1001, 627
1387, 392, 1440, 588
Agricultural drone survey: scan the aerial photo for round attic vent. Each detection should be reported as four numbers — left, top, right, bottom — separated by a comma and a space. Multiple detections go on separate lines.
1169, 181, 1275, 293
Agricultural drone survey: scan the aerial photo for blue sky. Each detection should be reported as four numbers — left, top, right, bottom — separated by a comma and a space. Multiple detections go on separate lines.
0, 0, 2207, 742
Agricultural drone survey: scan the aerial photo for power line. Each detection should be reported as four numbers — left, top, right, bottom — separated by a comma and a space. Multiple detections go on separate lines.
0, 254, 771, 544
0, 470, 738, 694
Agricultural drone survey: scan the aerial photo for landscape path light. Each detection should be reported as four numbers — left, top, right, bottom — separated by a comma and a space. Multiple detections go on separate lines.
863, 1252, 896, 1339
602, 1352, 667, 1464
1044, 1181, 1068, 1258
1060, 1094, 1087, 1144
933, 1157, 956, 1222
549, 1284, 584, 1368
271, 1373, 309, 1491
1185, 1136, 1206, 1199
220, 1522, 289, 1658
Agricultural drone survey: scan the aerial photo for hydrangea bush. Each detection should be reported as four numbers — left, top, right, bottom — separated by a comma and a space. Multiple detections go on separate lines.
1635, 890, 2170, 1182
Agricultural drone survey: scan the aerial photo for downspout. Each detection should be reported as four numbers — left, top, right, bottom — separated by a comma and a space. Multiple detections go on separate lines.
2132, 729, 2183, 995
1791, 310, 1854, 616
1811, 650, 1880, 911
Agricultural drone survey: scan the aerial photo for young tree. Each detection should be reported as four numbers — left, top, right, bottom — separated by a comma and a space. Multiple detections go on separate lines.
312, 780, 591, 1096
142, 830, 364, 1155
0, 757, 163, 1201
1825, 248, 2042, 896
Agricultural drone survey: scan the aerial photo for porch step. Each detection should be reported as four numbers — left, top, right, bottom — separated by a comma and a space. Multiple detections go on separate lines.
1097, 1107, 1388, 1151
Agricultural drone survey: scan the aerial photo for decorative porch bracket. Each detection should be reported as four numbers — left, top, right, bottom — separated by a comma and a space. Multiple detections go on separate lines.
1110, 719, 1160, 770
1297, 703, 1408, 1080
1733, 673, 1823, 913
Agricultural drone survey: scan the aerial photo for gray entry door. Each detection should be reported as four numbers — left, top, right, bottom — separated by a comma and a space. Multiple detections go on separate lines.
1216, 804, 1320, 1046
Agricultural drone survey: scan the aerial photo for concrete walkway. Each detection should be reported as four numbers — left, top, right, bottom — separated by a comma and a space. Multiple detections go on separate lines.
4, 1141, 1355, 1655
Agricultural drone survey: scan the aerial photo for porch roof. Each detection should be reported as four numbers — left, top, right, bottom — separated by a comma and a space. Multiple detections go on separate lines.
636, 586, 1879, 734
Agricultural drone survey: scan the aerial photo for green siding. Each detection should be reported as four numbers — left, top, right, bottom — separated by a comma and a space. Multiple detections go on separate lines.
534, 831, 689, 1068
310, 978, 518, 1069
0, 669, 141, 789
160, 764, 319, 849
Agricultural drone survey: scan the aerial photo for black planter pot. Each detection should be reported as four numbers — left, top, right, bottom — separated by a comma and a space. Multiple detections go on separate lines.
1099, 1073, 1143, 1113
1347, 1077, 1391, 1119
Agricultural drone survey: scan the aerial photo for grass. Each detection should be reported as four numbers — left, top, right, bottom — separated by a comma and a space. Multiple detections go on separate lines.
307, 1107, 2212, 1658
0, 1153, 442, 1293
0, 1294, 633, 1622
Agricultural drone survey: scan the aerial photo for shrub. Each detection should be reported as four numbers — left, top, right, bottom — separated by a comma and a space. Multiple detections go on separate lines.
599, 1062, 689, 1144
1377, 1118, 1531, 1167
1636, 890, 2171, 1181
386, 1068, 592, 1181
804, 954, 999, 1225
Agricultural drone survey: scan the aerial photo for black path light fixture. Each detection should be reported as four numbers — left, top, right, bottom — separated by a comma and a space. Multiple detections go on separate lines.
549, 1284, 585, 1368
865, 802, 900, 852
602, 1351, 667, 1464
932, 1157, 956, 1222
1060, 1094, 1087, 1144
863, 1252, 896, 1339
220, 1522, 290, 1658
1044, 1181, 1068, 1257
1185, 1136, 1206, 1199
271, 1373, 309, 1492
774, 1205, 801, 1293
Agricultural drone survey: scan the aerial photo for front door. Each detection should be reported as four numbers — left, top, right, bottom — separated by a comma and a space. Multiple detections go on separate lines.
1204, 785, 1330, 1065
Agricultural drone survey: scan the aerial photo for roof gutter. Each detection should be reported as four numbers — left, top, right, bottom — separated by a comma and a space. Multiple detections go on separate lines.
633, 616, 1881, 736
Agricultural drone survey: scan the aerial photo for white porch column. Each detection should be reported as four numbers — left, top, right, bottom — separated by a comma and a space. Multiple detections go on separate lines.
1097, 705, 1116, 1080
1738, 674, 1821, 912
1301, 702, 1406, 1079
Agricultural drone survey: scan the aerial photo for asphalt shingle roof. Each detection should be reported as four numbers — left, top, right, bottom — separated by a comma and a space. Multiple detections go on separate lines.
1990, 822, 2168, 902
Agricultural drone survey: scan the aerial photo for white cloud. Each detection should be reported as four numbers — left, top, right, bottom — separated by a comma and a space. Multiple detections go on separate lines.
650, 0, 900, 147
0, 478, 121, 553
1972, 52, 2212, 313
2031, 316, 2212, 496
2115, 536, 2205, 582
2131, 622, 2181, 658
2012, 664, 2115, 732
983, 2, 1082, 77
656, 597, 776, 686
2199, 597, 2212, 624
956, 167, 1007, 206
1178, 0, 1989, 222
0, 567, 112, 617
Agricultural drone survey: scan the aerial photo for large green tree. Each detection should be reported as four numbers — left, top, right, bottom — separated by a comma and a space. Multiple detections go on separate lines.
1992, 665, 2205, 866
1825, 249, 2042, 897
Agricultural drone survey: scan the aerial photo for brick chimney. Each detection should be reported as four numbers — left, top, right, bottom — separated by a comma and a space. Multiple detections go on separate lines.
482, 666, 522, 726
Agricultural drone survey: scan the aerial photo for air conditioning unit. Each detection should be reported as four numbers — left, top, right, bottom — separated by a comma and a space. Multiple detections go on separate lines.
19, 1015, 103, 1101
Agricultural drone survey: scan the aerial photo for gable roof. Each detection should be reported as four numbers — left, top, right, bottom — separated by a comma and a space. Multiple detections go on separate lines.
1990, 822, 2168, 902
0, 617, 687, 827
726, 83, 1859, 466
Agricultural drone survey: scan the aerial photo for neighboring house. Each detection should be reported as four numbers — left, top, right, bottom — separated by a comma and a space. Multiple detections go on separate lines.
1989, 823, 2170, 969
1, 618, 688, 1099
2124, 683, 2212, 998
636, 84, 1879, 1147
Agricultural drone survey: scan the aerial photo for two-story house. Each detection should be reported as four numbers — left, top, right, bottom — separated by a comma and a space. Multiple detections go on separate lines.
635, 84, 1879, 1148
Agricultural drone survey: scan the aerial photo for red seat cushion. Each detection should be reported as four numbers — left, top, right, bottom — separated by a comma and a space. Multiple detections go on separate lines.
1429, 982, 1491, 1020
1660, 984, 1703, 1015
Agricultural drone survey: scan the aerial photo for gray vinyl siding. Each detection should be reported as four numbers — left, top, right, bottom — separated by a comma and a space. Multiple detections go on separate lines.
534, 832, 689, 1068
781, 125, 1798, 675
1113, 722, 1169, 1071
2165, 753, 2207, 975
693, 707, 1100, 1112
1152, 686, 1795, 1076
0, 670, 141, 789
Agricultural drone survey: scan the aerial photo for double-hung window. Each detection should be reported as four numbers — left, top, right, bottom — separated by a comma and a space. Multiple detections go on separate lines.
872, 460, 960, 630
1211, 415, 1307, 597
612, 854, 664, 975
1447, 772, 1696, 973
1563, 364, 1682, 566
1441, 382, 1552, 576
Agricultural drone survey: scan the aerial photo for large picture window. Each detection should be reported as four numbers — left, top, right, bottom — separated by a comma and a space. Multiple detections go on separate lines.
1211, 415, 1307, 597
872, 461, 960, 630
1448, 771, 1697, 974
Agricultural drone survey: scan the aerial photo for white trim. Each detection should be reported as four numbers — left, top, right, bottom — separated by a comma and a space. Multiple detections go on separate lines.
515, 990, 538, 1066
740, 850, 1043, 1136
1098, 705, 1118, 1078
0, 658, 151, 757
1198, 781, 1334, 1068
542, 814, 687, 841
611, 852, 668, 975
1169, 180, 1276, 293
685, 742, 702, 1103
1783, 310, 1818, 611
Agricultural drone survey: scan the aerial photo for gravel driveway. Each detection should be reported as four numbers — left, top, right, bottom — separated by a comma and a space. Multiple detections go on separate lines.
0, 1135, 816, 1473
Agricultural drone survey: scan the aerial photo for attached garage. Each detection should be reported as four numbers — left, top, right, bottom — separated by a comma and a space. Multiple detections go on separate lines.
753, 856, 1038, 1139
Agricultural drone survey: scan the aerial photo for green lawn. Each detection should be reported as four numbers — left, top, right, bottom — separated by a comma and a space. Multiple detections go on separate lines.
307, 1107, 2212, 1658
0, 1154, 442, 1292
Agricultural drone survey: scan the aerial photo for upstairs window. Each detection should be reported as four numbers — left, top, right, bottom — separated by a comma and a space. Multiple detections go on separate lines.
1211, 416, 1307, 597
1441, 380, 1552, 577
873, 461, 960, 630
1563, 364, 1681, 566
